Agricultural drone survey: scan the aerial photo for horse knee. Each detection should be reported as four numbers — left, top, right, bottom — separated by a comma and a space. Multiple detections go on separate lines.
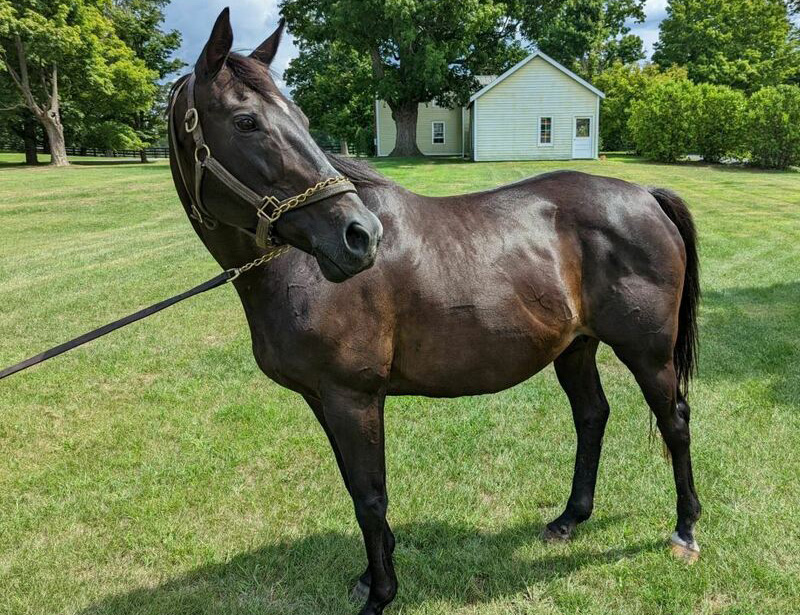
354, 492, 388, 525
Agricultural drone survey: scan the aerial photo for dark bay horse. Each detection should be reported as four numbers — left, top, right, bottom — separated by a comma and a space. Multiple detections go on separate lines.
168, 10, 701, 615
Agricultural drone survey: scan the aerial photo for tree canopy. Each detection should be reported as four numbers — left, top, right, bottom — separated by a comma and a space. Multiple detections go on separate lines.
520, 0, 647, 79
653, 0, 800, 92
0, 0, 157, 164
281, 0, 521, 156
284, 40, 375, 154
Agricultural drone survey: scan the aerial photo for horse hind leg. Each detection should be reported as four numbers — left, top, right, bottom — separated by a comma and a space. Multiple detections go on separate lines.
613, 345, 702, 562
543, 335, 610, 541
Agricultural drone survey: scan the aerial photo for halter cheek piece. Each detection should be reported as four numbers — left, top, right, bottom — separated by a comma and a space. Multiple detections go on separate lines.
169, 72, 358, 249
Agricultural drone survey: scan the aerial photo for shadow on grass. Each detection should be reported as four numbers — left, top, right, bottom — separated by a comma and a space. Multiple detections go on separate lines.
701, 282, 800, 408
80, 517, 655, 615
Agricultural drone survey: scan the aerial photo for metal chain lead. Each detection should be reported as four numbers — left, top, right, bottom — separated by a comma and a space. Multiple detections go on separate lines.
258, 176, 351, 222
229, 245, 291, 281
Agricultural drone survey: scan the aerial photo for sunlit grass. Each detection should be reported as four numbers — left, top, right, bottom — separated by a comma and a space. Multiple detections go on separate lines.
1, 152, 799, 615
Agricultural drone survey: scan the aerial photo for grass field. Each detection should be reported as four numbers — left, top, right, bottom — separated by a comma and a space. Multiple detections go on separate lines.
1, 152, 799, 615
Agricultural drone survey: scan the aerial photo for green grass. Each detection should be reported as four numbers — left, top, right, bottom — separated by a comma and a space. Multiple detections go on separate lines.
1, 152, 799, 615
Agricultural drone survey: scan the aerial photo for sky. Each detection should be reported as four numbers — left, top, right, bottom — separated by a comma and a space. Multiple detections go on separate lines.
163, 0, 671, 93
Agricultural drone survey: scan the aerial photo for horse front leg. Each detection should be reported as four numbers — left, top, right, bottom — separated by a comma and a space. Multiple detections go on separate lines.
319, 386, 397, 615
303, 394, 395, 601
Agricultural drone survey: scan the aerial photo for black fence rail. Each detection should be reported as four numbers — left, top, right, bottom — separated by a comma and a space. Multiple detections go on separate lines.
3, 139, 372, 160
56, 146, 171, 158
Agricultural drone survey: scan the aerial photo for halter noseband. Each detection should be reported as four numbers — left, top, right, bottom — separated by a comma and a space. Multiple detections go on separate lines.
169, 72, 358, 249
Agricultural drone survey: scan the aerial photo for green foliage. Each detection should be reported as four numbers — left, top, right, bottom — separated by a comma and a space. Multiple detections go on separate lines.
745, 84, 800, 169
108, 0, 184, 151
653, 0, 800, 92
593, 62, 687, 151
628, 77, 700, 162
285, 41, 374, 152
281, 0, 519, 110
694, 84, 746, 163
522, 0, 647, 78
0, 0, 158, 153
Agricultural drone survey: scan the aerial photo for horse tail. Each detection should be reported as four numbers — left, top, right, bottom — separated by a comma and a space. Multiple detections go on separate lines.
649, 187, 700, 398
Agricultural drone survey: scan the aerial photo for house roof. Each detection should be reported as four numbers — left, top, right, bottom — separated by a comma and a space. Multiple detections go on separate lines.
469, 51, 606, 103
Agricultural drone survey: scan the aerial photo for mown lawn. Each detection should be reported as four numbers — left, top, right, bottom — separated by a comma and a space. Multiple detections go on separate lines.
1, 152, 799, 615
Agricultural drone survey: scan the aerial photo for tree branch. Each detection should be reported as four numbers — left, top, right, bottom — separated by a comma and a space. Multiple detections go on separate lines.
369, 47, 385, 79
49, 63, 59, 116
9, 36, 43, 116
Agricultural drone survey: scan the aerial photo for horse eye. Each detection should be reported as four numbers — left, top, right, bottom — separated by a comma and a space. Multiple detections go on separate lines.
234, 115, 258, 132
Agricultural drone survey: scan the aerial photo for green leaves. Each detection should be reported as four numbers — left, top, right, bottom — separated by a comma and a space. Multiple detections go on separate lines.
746, 85, 800, 169
653, 0, 800, 92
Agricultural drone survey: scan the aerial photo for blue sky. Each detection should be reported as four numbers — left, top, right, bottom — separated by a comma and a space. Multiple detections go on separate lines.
163, 0, 670, 92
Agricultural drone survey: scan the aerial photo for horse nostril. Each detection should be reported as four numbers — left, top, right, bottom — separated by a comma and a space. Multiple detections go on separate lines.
345, 222, 371, 258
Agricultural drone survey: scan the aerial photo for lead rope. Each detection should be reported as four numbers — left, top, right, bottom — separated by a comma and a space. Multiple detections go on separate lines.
0, 250, 295, 382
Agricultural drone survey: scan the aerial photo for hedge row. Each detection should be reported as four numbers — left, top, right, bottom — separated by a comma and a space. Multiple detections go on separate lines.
627, 80, 800, 168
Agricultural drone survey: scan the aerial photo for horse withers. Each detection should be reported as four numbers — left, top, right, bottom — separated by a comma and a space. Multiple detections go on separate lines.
169, 10, 702, 615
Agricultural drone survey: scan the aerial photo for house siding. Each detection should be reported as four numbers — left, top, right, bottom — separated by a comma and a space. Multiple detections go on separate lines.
473, 56, 599, 161
376, 100, 463, 156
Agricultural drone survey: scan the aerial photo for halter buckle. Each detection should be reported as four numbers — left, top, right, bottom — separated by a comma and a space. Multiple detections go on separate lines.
184, 108, 199, 133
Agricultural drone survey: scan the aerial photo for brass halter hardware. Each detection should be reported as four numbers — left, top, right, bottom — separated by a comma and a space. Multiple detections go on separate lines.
168, 72, 358, 260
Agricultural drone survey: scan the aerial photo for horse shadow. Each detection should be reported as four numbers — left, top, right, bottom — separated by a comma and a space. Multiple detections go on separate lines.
699, 281, 800, 410
80, 515, 653, 615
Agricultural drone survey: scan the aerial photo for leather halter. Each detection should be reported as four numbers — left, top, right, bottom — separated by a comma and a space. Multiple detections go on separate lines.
168, 72, 358, 248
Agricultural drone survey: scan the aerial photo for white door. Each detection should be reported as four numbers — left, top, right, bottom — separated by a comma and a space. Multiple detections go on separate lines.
572, 117, 593, 159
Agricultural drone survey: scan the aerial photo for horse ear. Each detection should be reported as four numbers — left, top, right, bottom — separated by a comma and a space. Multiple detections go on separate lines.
250, 18, 285, 66
196, 8, 233, 81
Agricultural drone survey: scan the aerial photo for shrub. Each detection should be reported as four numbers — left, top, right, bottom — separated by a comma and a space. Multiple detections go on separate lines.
695, 84, 747, 163
628, 78, 700, 162
746, 85, 800, 169
594, 62, 688, 152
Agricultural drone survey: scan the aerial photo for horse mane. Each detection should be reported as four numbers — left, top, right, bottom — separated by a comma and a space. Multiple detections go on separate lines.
325, 154, 393, 187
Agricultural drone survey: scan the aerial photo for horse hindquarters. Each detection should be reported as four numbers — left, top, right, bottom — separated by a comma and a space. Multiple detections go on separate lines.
589, 187, 702, 560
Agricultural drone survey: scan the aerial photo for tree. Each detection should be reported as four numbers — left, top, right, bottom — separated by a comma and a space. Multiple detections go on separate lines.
593, 62, 687, 151
281, 0, 518, 156
285, 40, 375, 155
694, 84, 746, 163
108, 0, 184, 162
0, 0, 156, 166
653, 0, 800, 92
746, 85, 800, 168
628, 77, 700, 162
517, 0, 646, 79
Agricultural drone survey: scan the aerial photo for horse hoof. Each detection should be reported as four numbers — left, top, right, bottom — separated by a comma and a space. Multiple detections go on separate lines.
350, 579, 370, 603
541, 524, 571, 542
670, 532, 700, 563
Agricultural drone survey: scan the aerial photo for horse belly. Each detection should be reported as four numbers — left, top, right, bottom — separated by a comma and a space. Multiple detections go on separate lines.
388, 305, 571, 397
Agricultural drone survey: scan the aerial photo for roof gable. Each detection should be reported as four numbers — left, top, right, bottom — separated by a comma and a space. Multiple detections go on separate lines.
469, 51, 605, 102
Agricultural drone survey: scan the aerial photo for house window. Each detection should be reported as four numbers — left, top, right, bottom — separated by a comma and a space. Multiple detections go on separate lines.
539, 117, 553, 145
432, 121, 445, 144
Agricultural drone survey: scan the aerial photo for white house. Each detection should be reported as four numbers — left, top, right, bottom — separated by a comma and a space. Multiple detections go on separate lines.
375, 51, 605, 161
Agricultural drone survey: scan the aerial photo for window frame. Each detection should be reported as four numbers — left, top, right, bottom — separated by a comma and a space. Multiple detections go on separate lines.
431, 120, 446, 145
538, 116, 554, 147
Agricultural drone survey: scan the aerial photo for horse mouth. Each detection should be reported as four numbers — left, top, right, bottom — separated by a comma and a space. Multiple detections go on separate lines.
314, 250, 350, 282
314, 249, 367, 283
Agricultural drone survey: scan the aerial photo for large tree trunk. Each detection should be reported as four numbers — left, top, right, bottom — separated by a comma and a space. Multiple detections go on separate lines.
339, 138, 350, 157
389, 102, 422, 157
41, 112, 68, 167
22, 114, 38, 165
139, 149, 149, 163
